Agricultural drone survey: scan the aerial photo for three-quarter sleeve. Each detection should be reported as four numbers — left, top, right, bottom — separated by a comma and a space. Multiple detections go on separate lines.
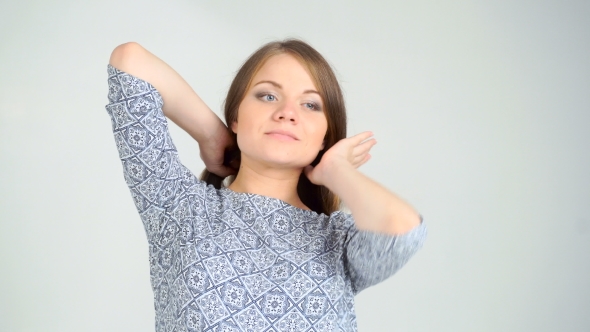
343, 216, 427, 294
105, 65, 202, 241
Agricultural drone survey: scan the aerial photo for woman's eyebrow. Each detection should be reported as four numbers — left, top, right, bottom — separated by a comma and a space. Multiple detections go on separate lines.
253, 80, 320, 96
303, 89, 320, 96
253, 80, 282, 88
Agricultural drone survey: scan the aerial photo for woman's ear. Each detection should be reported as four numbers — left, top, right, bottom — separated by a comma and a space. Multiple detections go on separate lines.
231, 121, 238, 134
320, 139, 325, 150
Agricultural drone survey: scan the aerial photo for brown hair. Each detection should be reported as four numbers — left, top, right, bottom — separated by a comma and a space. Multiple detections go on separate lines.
200, 39, 347, 215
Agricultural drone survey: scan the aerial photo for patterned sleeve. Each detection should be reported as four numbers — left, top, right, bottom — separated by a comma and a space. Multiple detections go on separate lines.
343, 215, 427, 294
105, 64, 202, 240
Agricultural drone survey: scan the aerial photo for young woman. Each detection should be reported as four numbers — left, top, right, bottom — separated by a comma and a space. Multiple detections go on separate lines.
105, 39, 426, 332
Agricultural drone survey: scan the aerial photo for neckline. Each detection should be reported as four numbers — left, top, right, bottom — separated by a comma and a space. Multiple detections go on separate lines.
219, 187, 322, 218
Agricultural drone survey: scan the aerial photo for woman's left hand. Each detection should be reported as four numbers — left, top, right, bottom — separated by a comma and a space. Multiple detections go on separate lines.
304, 131, 376, 187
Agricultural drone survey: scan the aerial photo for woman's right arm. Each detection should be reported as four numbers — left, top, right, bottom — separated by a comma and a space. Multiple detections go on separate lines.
109, 42, 235, 177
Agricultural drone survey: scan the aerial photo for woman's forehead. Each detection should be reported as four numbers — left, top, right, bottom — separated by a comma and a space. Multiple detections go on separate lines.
252, 54, 317, 89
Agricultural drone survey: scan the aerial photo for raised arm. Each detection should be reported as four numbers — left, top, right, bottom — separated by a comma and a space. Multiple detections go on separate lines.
109, 42, 235, 177
305, 131, 422, 235
305, 132, 426, 293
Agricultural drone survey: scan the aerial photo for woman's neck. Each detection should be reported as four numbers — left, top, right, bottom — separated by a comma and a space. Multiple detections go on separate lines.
227, 161, 309, 210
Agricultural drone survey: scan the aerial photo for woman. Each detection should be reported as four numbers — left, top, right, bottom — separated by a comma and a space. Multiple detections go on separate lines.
105, 39, 426, 332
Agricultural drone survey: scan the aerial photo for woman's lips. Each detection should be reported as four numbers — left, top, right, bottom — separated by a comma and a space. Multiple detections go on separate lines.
266, 130, 299, 141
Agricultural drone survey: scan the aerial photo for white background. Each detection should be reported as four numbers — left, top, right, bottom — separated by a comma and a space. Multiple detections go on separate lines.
1, 0, 588, 331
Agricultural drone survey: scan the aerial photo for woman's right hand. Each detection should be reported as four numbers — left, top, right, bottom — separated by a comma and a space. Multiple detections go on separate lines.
198, 123, 238, 178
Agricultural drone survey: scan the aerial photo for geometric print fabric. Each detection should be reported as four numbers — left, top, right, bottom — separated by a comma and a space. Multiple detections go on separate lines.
105, 65, 427, 332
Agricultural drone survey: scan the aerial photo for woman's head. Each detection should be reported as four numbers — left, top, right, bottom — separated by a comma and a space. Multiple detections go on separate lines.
202, 39, 347, 214
225, 39, 347, 157
230, 52, 328, 172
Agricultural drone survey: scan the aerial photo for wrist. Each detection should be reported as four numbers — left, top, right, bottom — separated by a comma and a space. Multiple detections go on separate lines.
321, 161, 356, 192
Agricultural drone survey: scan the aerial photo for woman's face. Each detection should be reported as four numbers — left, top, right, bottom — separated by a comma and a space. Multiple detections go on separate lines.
232, 53, 328, 169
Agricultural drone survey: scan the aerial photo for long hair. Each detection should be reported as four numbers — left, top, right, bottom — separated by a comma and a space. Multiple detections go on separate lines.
200, 39, 347, 215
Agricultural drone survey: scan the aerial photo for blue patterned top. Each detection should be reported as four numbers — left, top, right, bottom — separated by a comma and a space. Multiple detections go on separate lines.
105, 65, 426, 332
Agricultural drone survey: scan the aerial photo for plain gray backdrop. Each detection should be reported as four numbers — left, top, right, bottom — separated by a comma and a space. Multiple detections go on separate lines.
1, 0, 588, 331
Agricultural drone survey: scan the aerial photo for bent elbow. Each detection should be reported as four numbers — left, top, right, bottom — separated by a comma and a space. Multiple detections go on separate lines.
109, 42, 145, 69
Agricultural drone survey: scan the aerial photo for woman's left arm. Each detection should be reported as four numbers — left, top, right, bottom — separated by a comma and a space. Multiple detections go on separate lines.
304, 131, 421, 235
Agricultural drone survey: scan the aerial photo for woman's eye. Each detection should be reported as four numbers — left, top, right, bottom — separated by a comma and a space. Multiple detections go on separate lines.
257, 93, 276, 102
304, 102, 321, 111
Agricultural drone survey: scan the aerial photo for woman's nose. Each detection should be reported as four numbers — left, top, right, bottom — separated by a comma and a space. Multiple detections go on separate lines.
273, 101, 298, 123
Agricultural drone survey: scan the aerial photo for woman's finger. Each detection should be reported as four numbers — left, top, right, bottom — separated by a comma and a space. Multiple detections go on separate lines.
209, 164, 236, 178
352, 154, 366, 165
350, 131, 374, 145
352, 138, 376, 156
352, 153, 371, 168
